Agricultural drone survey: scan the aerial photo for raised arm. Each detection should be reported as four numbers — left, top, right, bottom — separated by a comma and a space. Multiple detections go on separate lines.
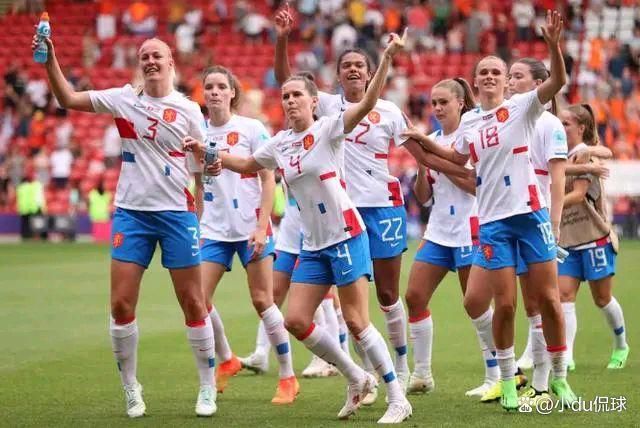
537, 10, 567, 105
32, 35, 94, 112
274, 6, 294, 85
343, 29, 408, 133
413, 165, 433, 205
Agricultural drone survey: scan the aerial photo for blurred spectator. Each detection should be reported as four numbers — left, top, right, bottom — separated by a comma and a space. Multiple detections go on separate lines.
175, 20, 196, 61
431, 0, 451, 37
621, 67, 635, 98
0, 110, 14, 160
96, 0, 116, 40
241, 4, 269, 41
406, 0, 430, 47
167, 0, 186, 33
54, 113, 73, 149
123, 1, 157, 37
295, 47, 320, 73
16, 173, 45, 240
4, 63, 27, 111
82, 30, 101, 69
298, 0, 319, 17
494, 14, 512, 63
25, 74, 49, 111
512, 0, 535, 41
331, 19, 357, 57
11, 0, 44, 14
319, 0, 346, 18
447, 21, 465, 53
0, 163, 9, 211
33, 149, 49, 185
348, 0, 366, 29
50, 146, 73, 189
88, 181, 112, 242
383, 2, 402, 34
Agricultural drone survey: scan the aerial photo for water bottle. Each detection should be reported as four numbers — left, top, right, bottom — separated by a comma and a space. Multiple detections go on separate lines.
203, 143, 218, 177
33, 12, 51, 64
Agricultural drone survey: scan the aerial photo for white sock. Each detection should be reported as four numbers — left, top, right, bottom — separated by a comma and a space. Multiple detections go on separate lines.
562, 302, 576, 364
353, 334, 375, 373
520, 318, 534, 363
529, 315, 550, 392
335, 307, 350, 355
110, 316, 138, 386
409, 310, 433, 377
496, 346, 516, 381
381, 299, 409, 375
261, 304, 294, 379
600, 297, 628, 350
186, 317, 216, 387
299, 323, 362, 383
357, 324, 404, 404
255, 320, 271, 357
313, 304, 326, 327
471, 308, 499, 382
321, 298, 340, 345
548, 345, 567, 379
209, 306, 233, 363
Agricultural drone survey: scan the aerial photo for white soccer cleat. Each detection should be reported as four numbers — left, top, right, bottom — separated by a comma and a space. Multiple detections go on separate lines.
337, 372, 378, 420
239, 352, 269, 374
377, 398, 413, 424
386, 371, 410, 403
465, 380, 497, 397
407, 372, 435, 394
516, 352, 534, 371
195, 385, 217, 417
302, 355, 338, 378
123, 383, 146, 418
362, 381, 379, 406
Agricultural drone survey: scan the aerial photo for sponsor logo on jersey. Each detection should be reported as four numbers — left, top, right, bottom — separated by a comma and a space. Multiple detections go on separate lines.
227, 132, 239, 146
482, 114, 494, 120
303, 134, 315, 150
163, 108, 177, 123
367, 110, 381, 124
113, 232, 124, 248
496, 107, 509, 123
482, 244, 493, 261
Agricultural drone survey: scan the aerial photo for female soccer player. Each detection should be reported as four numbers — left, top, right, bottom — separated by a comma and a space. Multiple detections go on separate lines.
557, 104, 630, 370
272, 7, 469, 397
187, 30, 412, 423
405, 11, 578, 411
403, 78, 479, 394
193, 65, 296, 404
34, 36, 217, 417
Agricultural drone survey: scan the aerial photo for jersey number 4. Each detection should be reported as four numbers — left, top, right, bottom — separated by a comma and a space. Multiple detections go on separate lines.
479, 125, 500, 149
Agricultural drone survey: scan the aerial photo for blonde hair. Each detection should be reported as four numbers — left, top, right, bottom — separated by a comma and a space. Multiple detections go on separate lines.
136, 38, 176, 92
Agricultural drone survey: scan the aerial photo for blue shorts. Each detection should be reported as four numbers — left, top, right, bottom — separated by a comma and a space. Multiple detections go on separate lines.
201, 235, 276, 271
111, 207, 200, 269
291, 233, 372, 287
274, 250, 298, 276
358, 206, 407, 259
558, 243, 616, 281
474, 209, 556, 270
515, 244, 528, 276
415, 240, 477, 271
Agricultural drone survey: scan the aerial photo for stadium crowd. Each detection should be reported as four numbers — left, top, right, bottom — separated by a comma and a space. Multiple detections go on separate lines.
0, 0, 639, 239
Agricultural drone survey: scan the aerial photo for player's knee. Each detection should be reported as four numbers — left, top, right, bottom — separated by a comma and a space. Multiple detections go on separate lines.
494, 300, 516, 319
251, 292, 273, 314
593, 294, 611, 308
111, 298, 135, 320
376, 286, 398, 307
404, 289, 423, 312
523, 300, 539, 317
284, 314, 307, 338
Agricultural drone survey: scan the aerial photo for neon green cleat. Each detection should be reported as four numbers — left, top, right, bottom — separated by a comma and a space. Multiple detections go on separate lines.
550, 378, 577, 408
607, 347, 629, 369
520, 387, 552, 407
567, 360, 576, 372
500, 379, 519, 412
480, 371, 527, 403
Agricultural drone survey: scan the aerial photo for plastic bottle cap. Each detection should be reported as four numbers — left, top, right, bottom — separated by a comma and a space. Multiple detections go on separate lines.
40, 12, 49, 21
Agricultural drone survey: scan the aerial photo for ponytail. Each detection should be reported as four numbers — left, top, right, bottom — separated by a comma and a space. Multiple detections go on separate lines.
566, 103, 599, 146
434, 78, 477, 117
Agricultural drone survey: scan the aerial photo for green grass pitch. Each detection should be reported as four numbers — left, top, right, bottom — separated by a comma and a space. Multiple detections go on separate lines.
1, 241, 637, 427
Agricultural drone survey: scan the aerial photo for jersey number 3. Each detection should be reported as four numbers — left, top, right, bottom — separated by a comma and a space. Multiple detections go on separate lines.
143, 117, 159, 142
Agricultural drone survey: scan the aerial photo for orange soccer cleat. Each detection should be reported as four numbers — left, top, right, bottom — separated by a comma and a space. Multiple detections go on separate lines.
215, 355, 242, 393
271, 376, 300, 405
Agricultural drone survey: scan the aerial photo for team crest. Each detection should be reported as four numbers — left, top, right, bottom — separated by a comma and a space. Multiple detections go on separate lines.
227, 132, 239, 146
113, 232, 124, 248
303, 134, 314, 150
367, 111, 381, 124
496, 107, 509, 123
163, 108, 177, 123
482, 244, 493, 261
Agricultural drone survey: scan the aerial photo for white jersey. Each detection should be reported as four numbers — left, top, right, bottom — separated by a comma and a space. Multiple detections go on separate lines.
423, 130, 479, 247
275, 181, 302, 255
317, 92, 408, 207
89, 84, 204, 212
454, 90, 546, 225
200, 115, 272, 242
530, 111, 568, 206
254, 114, 366, 251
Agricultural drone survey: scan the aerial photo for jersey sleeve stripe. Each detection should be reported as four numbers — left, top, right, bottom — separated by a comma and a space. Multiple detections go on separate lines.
387, 182, 403, 206
469, 143, 479, 163
527, 185, 541, 211
342, 208, 363, 236
122, 151, 136, 163
534, 169, 549, 176
114, 118, 138, 139
319, 171, 337, 181
168, 151, 186, 158
240, 173, 258, 179
374, 153, 389, 159
512, 146, 528, 154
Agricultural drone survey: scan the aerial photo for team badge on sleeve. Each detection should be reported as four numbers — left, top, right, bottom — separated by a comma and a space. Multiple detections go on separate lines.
496, 108, 509, 123
227, 132, 239, 146
303, 134, 315, 150
163, 108, 177, 123
113, 232, 124, 248
367, 111, 381, 124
